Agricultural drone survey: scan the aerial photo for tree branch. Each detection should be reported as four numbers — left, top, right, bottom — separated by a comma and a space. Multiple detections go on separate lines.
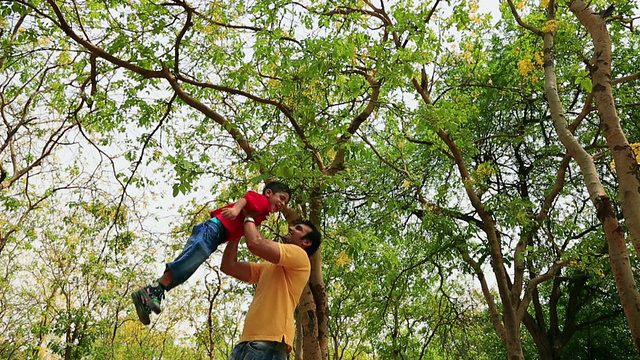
172, 0, 194, 74
506, 0, 544, 36
612, 71, 640, 85
161, 66, 255, 158
45, 0, 164, 79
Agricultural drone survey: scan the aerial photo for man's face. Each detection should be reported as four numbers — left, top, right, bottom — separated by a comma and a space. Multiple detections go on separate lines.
265, 190, 290, 213
283, 223, 312, 248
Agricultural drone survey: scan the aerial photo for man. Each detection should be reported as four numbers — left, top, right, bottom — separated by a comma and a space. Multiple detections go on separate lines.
221, 214, 322, 360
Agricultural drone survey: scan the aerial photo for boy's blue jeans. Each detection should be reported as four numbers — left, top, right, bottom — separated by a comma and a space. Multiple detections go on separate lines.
227, 341, 288, 360
165, 218, 227, 291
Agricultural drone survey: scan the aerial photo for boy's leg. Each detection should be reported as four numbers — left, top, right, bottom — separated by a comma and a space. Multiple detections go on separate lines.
164, 218, 226, 290
132, 218, 226, 323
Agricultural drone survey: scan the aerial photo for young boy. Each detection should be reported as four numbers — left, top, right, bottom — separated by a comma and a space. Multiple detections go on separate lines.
131, 181, 291, 325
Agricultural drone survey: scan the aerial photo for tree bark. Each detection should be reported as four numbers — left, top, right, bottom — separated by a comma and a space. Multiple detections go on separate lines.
542, 7, 640, 353
523, 312, 555, 360
523, 275, 587, 360
295, 318, 304, 359
284, 188, 328, 360
308, 189, 329, 360
438, 130, 525, 360
297, 286, 321, 359
568, 0, 640, 258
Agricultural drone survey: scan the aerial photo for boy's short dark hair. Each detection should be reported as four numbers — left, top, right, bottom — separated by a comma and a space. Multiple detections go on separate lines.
298, 219, 322, 257
263, 181, 292, 199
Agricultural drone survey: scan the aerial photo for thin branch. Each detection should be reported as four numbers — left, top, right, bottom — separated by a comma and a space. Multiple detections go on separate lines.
568, 92, 595, 133
425, 0, 441, 23
192, 8, 303, 47
382, 255, 433, 318
0, 10, 29, 69
506, 0, 543, 36
161, 66, 255, 158
613, 71, 640, 85
109, 93, 178, 253
358, 133, 410, 177
325, 73, 381, 175
45, 0, 164, 79
174, 73, 290, 113
518, 260, 566, 320
323, 7, 390, 26
536, 154, 571, 222
172, 0, 194, 74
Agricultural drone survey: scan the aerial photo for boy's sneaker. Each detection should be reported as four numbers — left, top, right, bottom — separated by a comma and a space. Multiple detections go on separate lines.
131, 291, 152, 325
131, 285, 164, 324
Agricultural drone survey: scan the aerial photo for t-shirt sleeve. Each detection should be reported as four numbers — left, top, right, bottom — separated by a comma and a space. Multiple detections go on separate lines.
244, 191, 271, 215
277, 243, 311, 270
246, 262, 266, 284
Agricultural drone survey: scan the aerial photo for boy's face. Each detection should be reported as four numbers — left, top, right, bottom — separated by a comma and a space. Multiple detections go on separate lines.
265, 190, 290, 213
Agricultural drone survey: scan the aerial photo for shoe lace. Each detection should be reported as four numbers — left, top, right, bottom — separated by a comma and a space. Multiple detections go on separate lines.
149, 286, 165, 303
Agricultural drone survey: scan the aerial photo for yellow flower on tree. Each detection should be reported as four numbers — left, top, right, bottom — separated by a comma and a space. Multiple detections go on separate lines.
335, 251, 351, 266
542, 20, 561, 33
518, 59, 535, 77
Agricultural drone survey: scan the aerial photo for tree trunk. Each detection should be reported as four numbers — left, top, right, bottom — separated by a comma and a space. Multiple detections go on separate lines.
306, 251, 329, 359
284, 188, 329, 360
542, 9, 640, 353
294, 319, 304, 359
438, 130, 525, 359
523, 312, 555, 360
568, 0, 640, 258
597, 196, 640, 353
523, 275, 586, 360
297, 286, 321, 359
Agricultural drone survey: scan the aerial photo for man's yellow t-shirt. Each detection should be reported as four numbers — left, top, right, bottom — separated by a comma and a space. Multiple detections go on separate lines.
240, 243, 311, 348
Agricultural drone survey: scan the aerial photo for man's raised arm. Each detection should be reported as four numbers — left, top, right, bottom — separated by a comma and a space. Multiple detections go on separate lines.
220, 239, 252, 282
243, 217, 280, 264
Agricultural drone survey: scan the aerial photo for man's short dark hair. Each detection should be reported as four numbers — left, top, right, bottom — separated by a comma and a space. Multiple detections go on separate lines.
263, 181, 292, 200
298, 219, 321, 256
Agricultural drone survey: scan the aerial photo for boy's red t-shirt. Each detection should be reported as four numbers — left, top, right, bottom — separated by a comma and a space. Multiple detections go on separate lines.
209, 191, 271, 241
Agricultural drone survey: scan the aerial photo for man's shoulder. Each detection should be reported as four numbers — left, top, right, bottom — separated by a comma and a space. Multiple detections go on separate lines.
277, 243, 310, 269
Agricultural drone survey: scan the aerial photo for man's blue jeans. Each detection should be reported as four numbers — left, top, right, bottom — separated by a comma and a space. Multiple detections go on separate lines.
165, 218, 226, 291
227, 341, 288, 360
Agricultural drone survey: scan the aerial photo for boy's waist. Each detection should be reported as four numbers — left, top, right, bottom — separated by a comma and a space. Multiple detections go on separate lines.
213, 214, 265, 230
209, 217, 229, 239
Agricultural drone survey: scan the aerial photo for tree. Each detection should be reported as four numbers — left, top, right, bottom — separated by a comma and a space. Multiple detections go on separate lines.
507, 0, 640, 352
314, 0, 639, 358
15, 0, 388, 357
5, 0, 640, 358
0, 2, 87, 254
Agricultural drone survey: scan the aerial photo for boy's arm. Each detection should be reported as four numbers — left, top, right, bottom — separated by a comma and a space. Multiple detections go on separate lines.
220, 238, 253, 282
220, 197, 247, 220
243, 218, 280, 264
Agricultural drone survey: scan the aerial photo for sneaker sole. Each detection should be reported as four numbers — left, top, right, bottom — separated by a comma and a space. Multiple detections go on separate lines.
131, 292, 151, 325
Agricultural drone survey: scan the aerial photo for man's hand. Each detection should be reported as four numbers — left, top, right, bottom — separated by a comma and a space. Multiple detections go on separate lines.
242, 209, 259, 218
